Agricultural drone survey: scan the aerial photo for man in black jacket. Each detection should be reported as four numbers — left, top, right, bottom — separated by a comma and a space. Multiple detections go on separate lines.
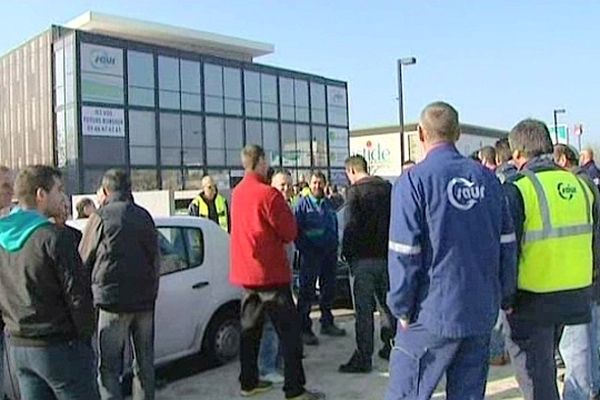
80, 169, 159, 400
338, 155, 397, 373
0, 165, 97, 399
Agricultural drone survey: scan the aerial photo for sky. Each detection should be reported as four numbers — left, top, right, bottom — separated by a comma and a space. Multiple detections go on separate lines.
1, 1, 599, 145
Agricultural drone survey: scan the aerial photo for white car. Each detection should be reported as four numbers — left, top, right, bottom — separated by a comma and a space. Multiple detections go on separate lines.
5, 216, 241, 399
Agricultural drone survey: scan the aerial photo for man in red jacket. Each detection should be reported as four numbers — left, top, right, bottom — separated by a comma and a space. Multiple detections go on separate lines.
230, 144, 325, 400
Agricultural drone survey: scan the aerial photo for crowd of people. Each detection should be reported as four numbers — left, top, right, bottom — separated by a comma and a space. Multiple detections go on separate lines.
0, 100, 599, 400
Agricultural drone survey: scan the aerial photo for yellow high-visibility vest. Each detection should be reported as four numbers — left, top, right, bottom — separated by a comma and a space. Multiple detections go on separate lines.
514, 169, 593, 293
192, 194, 228, 231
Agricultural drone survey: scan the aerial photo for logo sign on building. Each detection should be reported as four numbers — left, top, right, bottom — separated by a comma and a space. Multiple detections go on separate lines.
82, 107, 125, 137
80, 44, 123, 76
349, 133, 401, 177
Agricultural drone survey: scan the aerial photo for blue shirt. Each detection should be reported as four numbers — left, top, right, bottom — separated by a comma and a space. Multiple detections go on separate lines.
388, 143, 517, 338
295, 194, 338, 254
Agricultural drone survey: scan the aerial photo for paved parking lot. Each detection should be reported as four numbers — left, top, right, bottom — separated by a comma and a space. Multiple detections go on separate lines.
150, 311, 533, 400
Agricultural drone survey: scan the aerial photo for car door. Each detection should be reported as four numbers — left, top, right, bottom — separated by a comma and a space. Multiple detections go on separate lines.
154, 225, 212, 360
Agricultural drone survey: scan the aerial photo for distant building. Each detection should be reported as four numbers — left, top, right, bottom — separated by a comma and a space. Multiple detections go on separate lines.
0, 11, 349, 193
350, 123, 507, 181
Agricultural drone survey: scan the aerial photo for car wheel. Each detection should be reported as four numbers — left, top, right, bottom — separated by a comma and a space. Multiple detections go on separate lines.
202, 305, 240, 366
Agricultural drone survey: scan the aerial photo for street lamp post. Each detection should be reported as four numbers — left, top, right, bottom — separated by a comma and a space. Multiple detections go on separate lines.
553, 108, 566, 144
397, 57, 417, 166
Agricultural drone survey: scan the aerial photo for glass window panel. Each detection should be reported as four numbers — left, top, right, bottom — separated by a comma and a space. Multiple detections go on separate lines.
244, 71, 260, 101
160, 113, 181, 147
327, 86, 347, 108
296, 107, 309, 123
328, 127, 348, 148
180, 60, 201, 94
261, 74, 277, 104
223, 67, 241, 99
181, 93, 201, 111
130, 146, 156, 165
281, 123, 296, 167
330, 148, 349, 167
205, 96, 224, 114
279, 77, 294, 106
158, 56, 179, 91
161, 170, 182, 190
224, 99, 242, 116
294, 80, 309, 108
296, 124, 311, 167
311, 109, 326, 124
161, 148, 181, 166
82, 137, 126, 165
262, 103, 278, 119
204, 64, 223, 96
129, 111, 156, 146
328, 107, 348, 126
281, 105, 295, 121
129, 87, 155, 107
310, 82, 326, 109
245, 101, 261, 117
184, 148, 204, 166
159, 90, 180, 109
81, 73, 124, 104
131, 169, 158, 191
312, 126, 328, 167
184, 228, 205, 267
207, 149, 225, 165
225, 118, 243, 150
263, 121, 280, 166
182, 115, 203, 167
206, 117, 225, 149
245, 120, 262, 146
227, 150, 242, 166
128, 51, 154, 88
84, 169, 106, 193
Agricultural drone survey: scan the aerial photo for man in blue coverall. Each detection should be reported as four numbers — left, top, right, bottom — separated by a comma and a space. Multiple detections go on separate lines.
385, 101, 518, 400
296, 171, 346, 346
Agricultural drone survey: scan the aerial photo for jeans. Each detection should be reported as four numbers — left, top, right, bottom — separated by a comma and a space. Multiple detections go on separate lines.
10, 339, 98, 400
559, 304, 600, 400
504, 314, 560, 400
258, 317, 281, 376
386, 322, 490, 400
97, 309, 155, 400
240, 286, 306, 398
297, 251, 337, 332
350, 259, 396, 364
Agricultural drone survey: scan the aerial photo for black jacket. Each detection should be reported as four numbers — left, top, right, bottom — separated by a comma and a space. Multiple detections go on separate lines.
80, 192, 159, 313
504, 156, 595, 325
342, 176, 392, 262
0, 215, 94, 346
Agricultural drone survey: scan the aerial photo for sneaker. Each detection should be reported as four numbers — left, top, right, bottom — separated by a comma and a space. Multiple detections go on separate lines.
241, 380, 273, 397
287, 389, 326, 399
320, 324, 346, 337
339, 353, 372, 374
302, 332, 319, 346
378, 345, 391, 361
260, 372, 284, 385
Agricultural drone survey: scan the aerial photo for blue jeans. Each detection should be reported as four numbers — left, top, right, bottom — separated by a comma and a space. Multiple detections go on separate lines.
10, 339, 98, 400
297, 251, 337, 332
559, 304, 600, 400
97, 310, 155, 400
258, 317, 281, 376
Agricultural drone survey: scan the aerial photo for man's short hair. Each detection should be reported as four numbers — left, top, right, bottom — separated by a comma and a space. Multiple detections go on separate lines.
102, 169, 131, 194
508, 119, 553, 159
495, 138, 512, 164
344, 155, 368, 174
310, 170, 327, 184
241, 144, 266, 170
420, 101, 460, 142
554, 144, 579, 166
15, 165, 61, 207
479, 146, 496, 164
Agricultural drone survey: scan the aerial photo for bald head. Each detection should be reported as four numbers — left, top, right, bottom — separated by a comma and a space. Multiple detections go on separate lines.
419, 102, 460, 144
201, 175, 217, 201
271, 170, 293, 201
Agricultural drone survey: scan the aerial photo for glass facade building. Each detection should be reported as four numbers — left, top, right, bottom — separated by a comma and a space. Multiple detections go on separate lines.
39, 14, 350, 194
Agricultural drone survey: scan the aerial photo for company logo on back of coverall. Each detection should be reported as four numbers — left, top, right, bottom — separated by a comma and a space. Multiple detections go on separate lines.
557, 182, 577, 200
447, 178, 486, 211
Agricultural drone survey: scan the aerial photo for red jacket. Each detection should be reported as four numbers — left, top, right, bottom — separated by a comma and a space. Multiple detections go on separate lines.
229, 173, 297, 288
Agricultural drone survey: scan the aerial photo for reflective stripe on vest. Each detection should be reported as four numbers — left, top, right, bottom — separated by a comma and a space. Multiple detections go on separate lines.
193, 195, 228, 231
515, 169, 593, 293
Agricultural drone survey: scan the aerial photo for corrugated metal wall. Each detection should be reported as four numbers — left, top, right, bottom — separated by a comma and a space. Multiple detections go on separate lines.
0, 30, 54, 169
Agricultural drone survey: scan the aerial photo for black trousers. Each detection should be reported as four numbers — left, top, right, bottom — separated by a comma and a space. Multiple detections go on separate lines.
240, 286, 306, 398
351, 259, 397, 363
